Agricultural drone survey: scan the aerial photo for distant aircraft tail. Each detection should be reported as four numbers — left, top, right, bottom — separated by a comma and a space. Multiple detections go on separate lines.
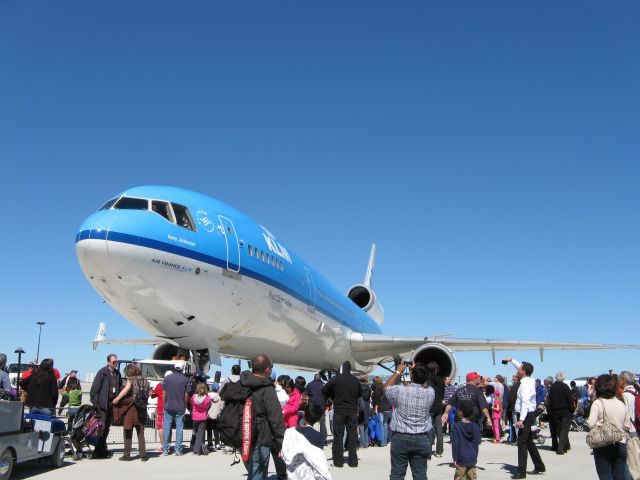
93, 322, 107, 350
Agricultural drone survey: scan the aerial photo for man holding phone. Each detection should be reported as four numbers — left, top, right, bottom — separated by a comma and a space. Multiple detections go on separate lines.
384, 360, 435, 480
441, 372, 492, 430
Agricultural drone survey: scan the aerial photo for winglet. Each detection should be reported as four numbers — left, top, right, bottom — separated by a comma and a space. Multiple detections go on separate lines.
93, 322, 107, 350
364, 244, 376, 288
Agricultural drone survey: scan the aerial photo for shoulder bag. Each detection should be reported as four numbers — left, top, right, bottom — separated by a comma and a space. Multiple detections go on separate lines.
585, 399, 624, 449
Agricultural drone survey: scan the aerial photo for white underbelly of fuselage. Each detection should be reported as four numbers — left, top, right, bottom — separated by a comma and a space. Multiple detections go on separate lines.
77, 239, 358, 371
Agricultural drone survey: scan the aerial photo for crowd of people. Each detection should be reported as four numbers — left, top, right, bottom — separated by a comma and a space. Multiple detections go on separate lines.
1, 350, 638, 480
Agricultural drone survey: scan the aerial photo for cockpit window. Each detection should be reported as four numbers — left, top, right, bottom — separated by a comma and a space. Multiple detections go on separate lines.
114, 197, 149, 210
151, 200, 173, 222
99, 197, 119, 210
171, 203, 195, 231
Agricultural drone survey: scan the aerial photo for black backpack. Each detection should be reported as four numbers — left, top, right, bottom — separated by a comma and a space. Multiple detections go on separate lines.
218, 381, 250, 449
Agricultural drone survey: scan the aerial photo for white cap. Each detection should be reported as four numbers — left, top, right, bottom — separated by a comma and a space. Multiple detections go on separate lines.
164, 370, 173, 378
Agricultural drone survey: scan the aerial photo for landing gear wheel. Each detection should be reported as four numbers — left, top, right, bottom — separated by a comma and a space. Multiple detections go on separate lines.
51, 438, 65, 468
576, 424, 584, 432
536, 434, 546, 445
0, 449, 14, 480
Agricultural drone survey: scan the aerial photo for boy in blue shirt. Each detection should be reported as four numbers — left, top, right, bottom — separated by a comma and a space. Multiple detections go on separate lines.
451, 400, 481, 480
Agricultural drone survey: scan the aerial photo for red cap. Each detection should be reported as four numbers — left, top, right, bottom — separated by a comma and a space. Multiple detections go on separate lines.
466, 372, 480, 382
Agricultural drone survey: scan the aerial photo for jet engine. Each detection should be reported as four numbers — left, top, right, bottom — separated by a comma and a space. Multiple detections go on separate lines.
347, 284, 384, 325
410, 343, 457, 380
153, 342, 191, 362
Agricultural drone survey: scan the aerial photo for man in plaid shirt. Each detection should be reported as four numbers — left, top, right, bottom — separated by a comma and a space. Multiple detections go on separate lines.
384, 361, 435, 480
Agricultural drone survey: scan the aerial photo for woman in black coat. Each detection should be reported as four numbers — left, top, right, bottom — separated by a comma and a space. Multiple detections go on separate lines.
20, 358, 58, 415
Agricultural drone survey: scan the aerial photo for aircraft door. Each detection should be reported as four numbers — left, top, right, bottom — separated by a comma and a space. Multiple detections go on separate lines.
304, 267, 316, 312
218, 215, 240, 272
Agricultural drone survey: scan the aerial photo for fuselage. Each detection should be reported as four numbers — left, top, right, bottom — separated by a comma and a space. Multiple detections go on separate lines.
76, 186, 383, 371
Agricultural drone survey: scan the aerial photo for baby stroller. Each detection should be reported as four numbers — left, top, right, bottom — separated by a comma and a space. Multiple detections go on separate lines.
67, 405, 104, 460
530, 424, 546, 445
570, 412, 589, 432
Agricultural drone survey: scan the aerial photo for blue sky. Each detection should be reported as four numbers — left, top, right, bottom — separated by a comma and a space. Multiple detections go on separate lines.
1, 1, 638, 383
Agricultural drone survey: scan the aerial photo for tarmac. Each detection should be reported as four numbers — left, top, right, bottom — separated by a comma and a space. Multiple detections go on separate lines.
11, 429, 599, 480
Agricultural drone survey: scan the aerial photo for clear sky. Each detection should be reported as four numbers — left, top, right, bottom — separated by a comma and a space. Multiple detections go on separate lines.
1, 1, 638, 383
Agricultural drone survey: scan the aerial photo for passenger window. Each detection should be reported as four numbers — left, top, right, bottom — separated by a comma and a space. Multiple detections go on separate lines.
151, 201, 173, 222
267, 255, 271, 265
261, 251, 266, 262
99, 197, 119, 210
171, 203, 195, 231
248, 245, 253, 256
114, 197, 149, 210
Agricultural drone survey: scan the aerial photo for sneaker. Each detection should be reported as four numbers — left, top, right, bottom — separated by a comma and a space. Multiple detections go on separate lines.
162, 451, 169, 456
201, 445, 209, 456
216, 444, 224, 450
155, 447, 163, 453
175, 451, 184, 456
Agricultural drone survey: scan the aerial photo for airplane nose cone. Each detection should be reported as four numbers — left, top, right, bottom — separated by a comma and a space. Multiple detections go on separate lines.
76, 212, 117, 277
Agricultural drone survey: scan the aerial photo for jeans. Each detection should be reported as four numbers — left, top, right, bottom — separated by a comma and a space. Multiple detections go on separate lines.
379, 411, 391, 446
245, 445, 271, 480
319, 411, 328, 445
593, 442, 628, 480
29, 407, 53, 416
358, 423, 369, 448
389, 432, 431, 480
163, 410, 184, 453
517, 412, 545, 475
427, 414, 443, 455
332, 412, 358, 466
193, 420, 206, 454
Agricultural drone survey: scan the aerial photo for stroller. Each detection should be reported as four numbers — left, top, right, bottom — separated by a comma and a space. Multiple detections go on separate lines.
67, 404, 104, 460
570, 411, 589, 432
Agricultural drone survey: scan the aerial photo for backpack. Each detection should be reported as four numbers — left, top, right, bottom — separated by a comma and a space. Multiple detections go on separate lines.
218, 381, 250, 449
83, 413, 105, 445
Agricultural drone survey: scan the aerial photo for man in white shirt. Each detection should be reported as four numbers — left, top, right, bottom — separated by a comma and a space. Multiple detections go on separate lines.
504, 358, 546, 479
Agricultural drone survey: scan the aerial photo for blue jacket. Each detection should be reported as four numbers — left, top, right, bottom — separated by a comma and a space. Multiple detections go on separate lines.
451, 420, 481, 467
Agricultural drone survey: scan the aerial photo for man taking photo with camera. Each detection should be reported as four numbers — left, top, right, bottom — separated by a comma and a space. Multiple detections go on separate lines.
384, 360, 435, 480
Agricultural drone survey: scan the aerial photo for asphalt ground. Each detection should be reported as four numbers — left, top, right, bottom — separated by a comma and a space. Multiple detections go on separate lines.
11, 428, 600, 480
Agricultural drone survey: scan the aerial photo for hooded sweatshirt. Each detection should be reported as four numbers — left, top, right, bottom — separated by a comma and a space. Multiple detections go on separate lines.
451, 420, 481, 467
191, 393, 211, 421
240, 371, 286, 451
321, 361, 361, 415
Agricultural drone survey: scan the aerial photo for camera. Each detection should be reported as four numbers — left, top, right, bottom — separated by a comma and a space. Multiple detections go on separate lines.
403, 358, 412, 366
501, 360, 509, 365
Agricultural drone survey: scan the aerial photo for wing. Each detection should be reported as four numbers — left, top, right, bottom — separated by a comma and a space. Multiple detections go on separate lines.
350, 332, 640, 364
91, 321, 179, 350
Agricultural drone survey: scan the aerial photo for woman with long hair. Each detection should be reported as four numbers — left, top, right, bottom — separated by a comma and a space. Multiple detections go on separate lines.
112, 364, 150, 461
20, 358, 58, 415
587, 374, 632, 480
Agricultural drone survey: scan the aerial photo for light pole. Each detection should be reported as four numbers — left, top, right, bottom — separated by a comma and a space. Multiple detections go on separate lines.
15, 347, 25, 398
36, 321, 46, 363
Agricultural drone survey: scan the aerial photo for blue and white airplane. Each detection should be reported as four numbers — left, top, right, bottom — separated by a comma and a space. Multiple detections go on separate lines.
76, 186, 638, 377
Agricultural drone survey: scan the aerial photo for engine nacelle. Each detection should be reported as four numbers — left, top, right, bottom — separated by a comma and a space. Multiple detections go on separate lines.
347, 284, 384, 325
153, 342, 191, 362
411, 343, 457, 380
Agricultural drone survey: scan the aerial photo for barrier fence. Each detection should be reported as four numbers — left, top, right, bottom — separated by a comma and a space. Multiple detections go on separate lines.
54, 405, 194, 446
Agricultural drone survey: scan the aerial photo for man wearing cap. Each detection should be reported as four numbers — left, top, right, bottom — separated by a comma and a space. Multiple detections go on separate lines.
162, 364, 191, 455
441, 372, 491, 430
58, 370, 81, 415
504, 358, 546, 479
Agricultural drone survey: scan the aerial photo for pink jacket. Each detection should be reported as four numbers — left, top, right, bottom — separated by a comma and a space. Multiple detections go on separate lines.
191, 394, 211, 422
283, 388, 301, 428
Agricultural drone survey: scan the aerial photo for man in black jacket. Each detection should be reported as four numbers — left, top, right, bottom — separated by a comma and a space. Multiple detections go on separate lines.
90, 354, 122, 458
426, 362, 445, 457
306, 373, 328, 445
322, 360, 361, 468
547, 371, 574, 454
239, 355, 285, 480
